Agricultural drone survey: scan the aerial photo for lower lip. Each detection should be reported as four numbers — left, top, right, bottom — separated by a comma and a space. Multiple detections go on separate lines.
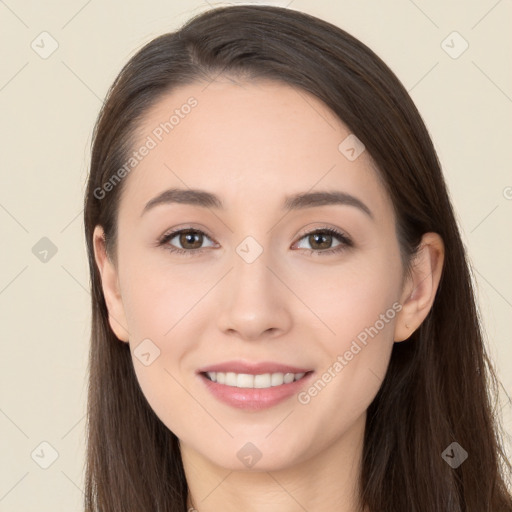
199, 372, 314, 410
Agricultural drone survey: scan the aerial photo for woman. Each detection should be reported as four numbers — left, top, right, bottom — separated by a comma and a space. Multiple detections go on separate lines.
83, 5, 512, 511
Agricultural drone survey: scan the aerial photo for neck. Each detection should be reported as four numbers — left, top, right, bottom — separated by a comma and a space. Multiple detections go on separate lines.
182, 412, 366, 512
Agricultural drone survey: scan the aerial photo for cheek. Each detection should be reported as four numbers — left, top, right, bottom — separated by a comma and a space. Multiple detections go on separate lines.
290, 246, 402, 348
119, 259, 213, 420
292, 249, 402, 408
120, 254, 213, 342
122, 265, 206, 436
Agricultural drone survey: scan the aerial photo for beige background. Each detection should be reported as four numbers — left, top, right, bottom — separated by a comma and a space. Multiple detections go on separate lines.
1, 0, 511, 510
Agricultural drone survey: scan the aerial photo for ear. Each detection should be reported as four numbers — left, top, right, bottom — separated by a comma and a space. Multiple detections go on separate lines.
394, 232, 445, 342
92, 225, 130, 343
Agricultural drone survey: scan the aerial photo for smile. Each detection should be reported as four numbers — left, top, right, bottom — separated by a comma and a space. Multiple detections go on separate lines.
199, 369, 314, 410
204, 371, 307, 389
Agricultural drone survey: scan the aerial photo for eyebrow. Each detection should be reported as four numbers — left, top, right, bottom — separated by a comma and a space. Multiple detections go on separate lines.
141, 187, 373, 219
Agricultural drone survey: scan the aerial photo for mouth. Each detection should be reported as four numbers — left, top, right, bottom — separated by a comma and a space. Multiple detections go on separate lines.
197, 362, 314, 410
202, 371, 309, 389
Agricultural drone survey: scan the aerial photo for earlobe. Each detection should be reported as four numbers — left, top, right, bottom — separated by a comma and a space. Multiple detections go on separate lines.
92, 225, 130, 343
393, 232, 445, 342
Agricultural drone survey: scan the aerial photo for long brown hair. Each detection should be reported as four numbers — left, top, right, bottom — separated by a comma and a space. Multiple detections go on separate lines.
83, 5, 512, 511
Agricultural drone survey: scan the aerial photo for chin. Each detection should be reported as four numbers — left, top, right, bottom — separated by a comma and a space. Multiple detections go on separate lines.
186, 434, 313, 473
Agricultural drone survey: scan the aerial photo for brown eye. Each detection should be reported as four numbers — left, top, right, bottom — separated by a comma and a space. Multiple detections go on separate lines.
178, 230, 204, 250
294, 228, 352, 255
308, 232, 334, 250
159, 228, 217, 255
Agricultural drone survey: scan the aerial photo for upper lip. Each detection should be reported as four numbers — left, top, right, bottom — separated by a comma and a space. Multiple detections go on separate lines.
197, 360, 313, 375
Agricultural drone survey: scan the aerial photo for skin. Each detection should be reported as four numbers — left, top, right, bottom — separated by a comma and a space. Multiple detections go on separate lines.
93, 78, 444, 512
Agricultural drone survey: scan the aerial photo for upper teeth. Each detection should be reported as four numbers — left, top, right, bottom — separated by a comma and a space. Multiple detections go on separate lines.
206, 371, 306, 389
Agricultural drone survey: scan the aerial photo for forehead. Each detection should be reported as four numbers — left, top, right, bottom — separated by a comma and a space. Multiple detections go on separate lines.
119, 78, 390, 218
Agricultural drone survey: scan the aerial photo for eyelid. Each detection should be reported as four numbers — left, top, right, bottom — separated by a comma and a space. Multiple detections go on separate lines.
156, 224, 217, 245
294, 223, 351, 242
157, 224, 353, 255
291, 226, 353, 253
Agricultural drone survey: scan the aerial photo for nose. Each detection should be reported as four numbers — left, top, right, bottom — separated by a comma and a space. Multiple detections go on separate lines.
216, 248, 293, 341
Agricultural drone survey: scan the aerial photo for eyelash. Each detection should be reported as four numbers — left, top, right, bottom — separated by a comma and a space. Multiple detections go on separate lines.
157, 226, 353, 257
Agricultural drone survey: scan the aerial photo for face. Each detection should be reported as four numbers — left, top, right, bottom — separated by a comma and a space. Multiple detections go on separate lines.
95, 78, 411, 472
